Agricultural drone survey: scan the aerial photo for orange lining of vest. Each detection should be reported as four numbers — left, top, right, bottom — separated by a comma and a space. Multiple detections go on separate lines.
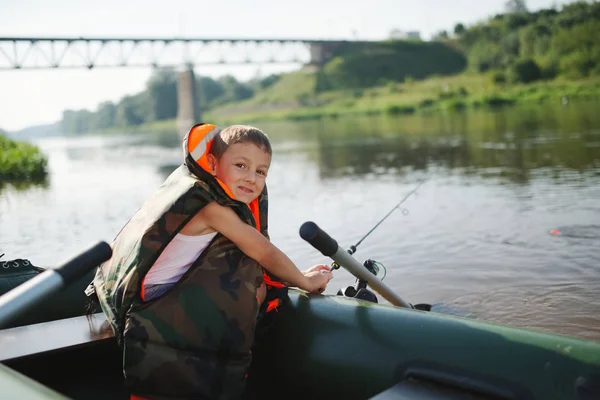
263, 272, 285, 289
266, 299, 280, 312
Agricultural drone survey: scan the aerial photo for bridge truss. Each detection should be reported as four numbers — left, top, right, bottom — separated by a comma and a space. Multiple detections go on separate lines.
0, 37, 344, 70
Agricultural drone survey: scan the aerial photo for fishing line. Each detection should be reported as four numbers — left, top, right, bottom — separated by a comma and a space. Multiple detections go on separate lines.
347, 179, 426, 255
329, 179, 426, 273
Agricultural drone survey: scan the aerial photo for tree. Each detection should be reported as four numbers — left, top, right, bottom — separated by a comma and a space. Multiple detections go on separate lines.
433, 30, 449, 41
115, 95, 145, 127
218, 75, 254, 103
196, 76, 225, 107
454, 23, 466, 35
507, 59, 542, 83
146, 68, 178, 121
90, 101, 116, 130
505, 0, 528, 14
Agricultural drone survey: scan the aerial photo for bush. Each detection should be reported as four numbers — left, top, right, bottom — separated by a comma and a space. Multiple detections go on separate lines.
541, 58, 559, 79
491, 71, 507, 85
385, 104, 416, 115
419, 98, 436, 108
507, 59, 542, 83
0, 134, 48, 181
482, 95, 516, 108
387, 81, 400, 93
448, 100, 467, 110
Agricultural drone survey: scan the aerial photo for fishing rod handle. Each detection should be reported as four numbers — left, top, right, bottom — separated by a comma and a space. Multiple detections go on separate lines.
330, 247, 412, 308
299, 221, 412, 308
299, 221, 339, 257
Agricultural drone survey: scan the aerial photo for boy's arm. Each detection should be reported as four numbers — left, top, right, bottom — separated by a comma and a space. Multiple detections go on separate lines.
199, 201, 311, 291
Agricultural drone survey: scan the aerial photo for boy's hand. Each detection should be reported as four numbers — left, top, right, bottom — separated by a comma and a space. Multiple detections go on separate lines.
303, 264, 332, 274
303, 266, 333, 294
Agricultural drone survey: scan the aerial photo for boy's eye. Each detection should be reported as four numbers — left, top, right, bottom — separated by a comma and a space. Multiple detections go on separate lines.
235, 163, 246, 169
257, 169, 267, 176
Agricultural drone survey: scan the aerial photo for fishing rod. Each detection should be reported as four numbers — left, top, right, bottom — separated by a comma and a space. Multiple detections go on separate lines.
326, 179, 425, 275
345, 179, 426, 257
300, 179, 427, 308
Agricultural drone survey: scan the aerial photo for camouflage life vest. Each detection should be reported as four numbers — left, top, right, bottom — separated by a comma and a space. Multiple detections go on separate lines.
91, 123, 282, 399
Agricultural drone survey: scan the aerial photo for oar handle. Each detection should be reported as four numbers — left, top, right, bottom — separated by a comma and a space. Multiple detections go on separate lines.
0, 241, 112, 329
49, 241, 113, 285
299, 222, 412, 308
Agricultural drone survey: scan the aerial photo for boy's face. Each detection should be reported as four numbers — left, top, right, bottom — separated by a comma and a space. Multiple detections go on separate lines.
208, 142, 271, 204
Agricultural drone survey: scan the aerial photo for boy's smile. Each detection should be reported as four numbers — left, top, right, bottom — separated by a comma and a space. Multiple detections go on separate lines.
209, 142, 271, 204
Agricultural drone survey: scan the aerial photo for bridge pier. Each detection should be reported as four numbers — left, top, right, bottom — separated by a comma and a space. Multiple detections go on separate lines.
309, 43, 325, 66
176, 67, 200, 139
308, 42, 339, 66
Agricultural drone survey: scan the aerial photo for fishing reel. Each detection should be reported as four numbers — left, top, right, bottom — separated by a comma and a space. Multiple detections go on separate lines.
335, 259, 385, 304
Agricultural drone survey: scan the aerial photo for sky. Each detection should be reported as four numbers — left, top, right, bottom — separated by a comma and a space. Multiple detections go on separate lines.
0, 0, 570, 132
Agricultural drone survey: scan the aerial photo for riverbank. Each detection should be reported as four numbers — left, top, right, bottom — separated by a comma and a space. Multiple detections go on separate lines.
210, 72, 600, 123
0, 134, 48, 183
127, 73, 600, 131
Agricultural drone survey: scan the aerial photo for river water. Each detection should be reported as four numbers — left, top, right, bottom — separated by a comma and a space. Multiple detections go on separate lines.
1, 102, 600, 341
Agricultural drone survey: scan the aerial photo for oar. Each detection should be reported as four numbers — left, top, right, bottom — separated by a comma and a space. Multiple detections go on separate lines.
0, 241, 112, 329
300, 221, 412, 308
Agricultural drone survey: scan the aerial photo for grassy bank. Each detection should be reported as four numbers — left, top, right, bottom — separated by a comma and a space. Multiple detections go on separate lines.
0, 134, 48, 182
113, 72, 600, 133
209, 72, 600, 124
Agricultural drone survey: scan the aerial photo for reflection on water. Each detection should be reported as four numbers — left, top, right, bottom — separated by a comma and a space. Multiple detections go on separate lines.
299, 104, 600, 183
552, 224, 600, 239
0, 179, 49, 193
1, 102, 600, 341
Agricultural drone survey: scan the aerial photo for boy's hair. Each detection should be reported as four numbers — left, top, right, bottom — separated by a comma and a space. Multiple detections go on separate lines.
210, 125, 272, 159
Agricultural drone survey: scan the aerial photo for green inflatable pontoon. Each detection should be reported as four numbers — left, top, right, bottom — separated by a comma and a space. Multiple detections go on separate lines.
0, 223, 599, 400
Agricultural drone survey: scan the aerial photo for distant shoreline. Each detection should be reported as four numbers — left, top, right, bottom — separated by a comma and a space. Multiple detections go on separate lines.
120, 74, 600, 132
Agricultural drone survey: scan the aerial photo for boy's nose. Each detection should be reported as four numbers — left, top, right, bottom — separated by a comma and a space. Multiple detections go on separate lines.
245, 171, 256, 183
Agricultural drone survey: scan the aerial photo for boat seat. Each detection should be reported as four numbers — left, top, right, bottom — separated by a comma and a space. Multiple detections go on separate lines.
0, 312, 114, 362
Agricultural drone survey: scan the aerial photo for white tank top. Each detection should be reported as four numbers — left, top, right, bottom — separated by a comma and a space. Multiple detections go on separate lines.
144, 232, 218, 286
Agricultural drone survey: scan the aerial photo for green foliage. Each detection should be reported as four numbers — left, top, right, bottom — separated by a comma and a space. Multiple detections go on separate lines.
315, 70, 331, 92
59, 68, 256, 134
507, 59, 542, 83
197, 76, 225, 106
505, 0, 529, 14
217, 75, 254, 104
491, 71, 507, 85
468, 41, 502, 72
482, 95, 516, 108
0, 134, 48, 181
454, 23, 466, 35
250, 71, 317, 104
385, 105, 416, 115
434, 30, 449, 40
419, 99, 436, 108
458, 1, 600, 79
254, 74, 280, 90
320, 41, 466, 89
552, 19, 600, 78
147, 68, 178, 121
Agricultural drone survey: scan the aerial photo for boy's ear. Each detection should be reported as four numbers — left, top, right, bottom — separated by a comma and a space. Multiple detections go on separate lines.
206, 154, 217, 175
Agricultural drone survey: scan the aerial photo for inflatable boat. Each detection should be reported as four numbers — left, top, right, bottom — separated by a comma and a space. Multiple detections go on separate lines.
0, 222, 599, 400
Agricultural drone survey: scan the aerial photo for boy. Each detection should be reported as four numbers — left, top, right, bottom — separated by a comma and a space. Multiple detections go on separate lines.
90, 123, 332, 400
